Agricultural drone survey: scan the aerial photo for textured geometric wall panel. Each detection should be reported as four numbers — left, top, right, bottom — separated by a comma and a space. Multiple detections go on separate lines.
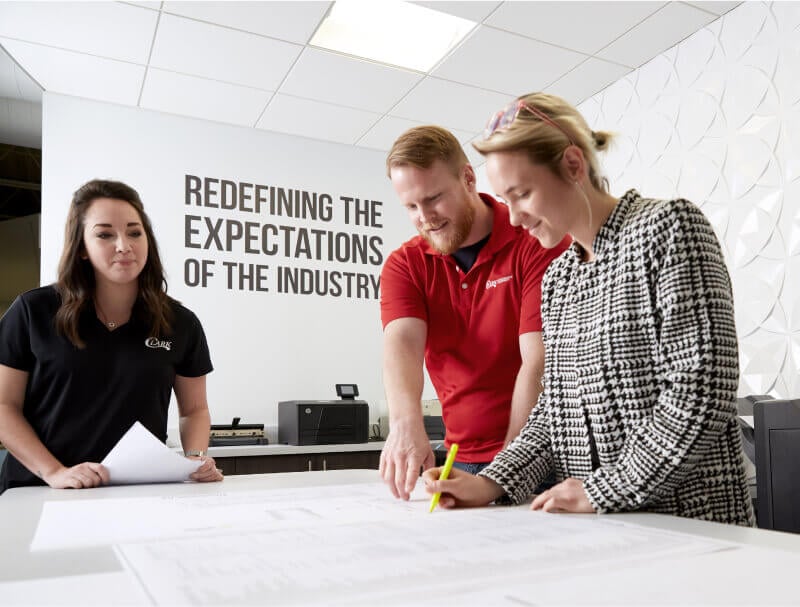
579, 1, 800, 397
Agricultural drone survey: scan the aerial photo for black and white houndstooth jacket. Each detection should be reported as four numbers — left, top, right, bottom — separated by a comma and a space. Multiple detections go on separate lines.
480, 190, 754, 526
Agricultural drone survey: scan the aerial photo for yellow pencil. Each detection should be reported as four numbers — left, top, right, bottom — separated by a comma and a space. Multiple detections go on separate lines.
429, 443, 459, 513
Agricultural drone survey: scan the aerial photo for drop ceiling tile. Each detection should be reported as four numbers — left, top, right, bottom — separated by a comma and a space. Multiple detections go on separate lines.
150, 14, 302, 90
0, 38, 144, 106
256, 94, 381, 145
357, 115, 425, 152
140, 69, 271, 127
545, 57, 632, 106
391, 77, 511, 133
433, 25, 586, 94
453, 127, 481, 145
122, 1, 163, 10
412, 1, 501, 23
0, 1, 157, 64
485, 1, 665, 56
686, 1, 741, 16
463, 136, 486, 169
357, 115, 477, 152
162, 1, 331, 44
597, 2, 718, 68
280, 48, 422, 113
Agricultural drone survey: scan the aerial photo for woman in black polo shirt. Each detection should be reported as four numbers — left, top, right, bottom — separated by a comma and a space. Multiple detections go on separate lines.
0, 179, 222, 493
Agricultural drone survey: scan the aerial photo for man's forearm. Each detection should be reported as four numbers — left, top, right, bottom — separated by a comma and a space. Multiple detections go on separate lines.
384, 359, 425, 428
383, 319, 428, 428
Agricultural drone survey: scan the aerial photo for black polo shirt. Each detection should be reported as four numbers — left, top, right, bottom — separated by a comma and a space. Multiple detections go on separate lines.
0, 285, 212, 492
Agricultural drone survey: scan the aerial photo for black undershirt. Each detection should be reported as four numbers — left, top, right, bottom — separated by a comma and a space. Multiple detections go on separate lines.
451, 234, 491, 272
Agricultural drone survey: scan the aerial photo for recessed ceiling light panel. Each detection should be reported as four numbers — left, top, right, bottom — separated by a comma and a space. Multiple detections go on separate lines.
310, 0, 476, 72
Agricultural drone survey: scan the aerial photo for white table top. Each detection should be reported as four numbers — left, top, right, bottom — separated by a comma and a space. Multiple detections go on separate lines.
2, 470, 799, 605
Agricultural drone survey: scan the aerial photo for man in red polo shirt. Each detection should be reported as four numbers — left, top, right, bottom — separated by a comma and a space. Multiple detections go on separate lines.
380, 126, 569, 500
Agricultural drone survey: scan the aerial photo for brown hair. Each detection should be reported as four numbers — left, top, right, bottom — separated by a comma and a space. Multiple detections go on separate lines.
473, 92, 613, 193
55, 179, 173, 348
386, 125, 469, 178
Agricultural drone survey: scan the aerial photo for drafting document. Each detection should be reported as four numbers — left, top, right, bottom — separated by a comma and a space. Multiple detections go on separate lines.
30, 483, 425, 551
107, 484, 732, 606
102, 421, 202, 485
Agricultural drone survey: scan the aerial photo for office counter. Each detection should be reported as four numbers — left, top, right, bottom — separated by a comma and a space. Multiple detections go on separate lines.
1, 470, 798, 605
207, 441, 385, 474
204, 441, 387, 457
204, 440, 447, 474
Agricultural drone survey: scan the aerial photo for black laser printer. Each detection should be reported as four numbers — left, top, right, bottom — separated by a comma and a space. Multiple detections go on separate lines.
278, 384, 369, 445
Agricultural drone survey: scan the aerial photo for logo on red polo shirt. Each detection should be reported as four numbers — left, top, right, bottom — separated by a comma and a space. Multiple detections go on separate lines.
485, 275, 512, 289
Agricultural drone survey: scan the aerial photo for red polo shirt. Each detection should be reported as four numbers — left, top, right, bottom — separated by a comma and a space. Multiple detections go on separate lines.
381, 194, 570, 462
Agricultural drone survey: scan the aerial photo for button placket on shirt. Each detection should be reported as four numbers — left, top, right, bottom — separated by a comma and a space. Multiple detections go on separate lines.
451, 262, 473, 323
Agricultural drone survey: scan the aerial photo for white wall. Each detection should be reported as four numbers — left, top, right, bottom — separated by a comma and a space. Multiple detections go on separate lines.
42, 93, 424, 438
574, 1, 800, 398
475, 1, 799, 398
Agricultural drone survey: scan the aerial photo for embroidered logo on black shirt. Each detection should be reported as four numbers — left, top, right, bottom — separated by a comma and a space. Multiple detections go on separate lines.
145, 337, 172, 351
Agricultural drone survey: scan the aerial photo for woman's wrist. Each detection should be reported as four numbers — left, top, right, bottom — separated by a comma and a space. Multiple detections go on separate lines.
183, 449, 207, 457
36, 458, 64, 481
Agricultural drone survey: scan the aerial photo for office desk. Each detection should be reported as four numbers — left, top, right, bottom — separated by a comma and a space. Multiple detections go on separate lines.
1, 470, 798, 605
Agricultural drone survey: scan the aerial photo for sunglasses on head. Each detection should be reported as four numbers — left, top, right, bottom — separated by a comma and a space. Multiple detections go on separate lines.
484, 99, 574, 145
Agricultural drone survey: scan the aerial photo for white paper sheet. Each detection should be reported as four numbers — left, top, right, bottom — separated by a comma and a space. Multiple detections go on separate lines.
28, 481, 739, 605
30, 483, 423, 551
20, 479, 798, 605
102, 421, 201, 485
111, 486, 731, 606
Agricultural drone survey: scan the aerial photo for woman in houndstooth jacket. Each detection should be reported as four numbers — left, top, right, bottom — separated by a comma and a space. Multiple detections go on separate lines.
422, 92, 753, 526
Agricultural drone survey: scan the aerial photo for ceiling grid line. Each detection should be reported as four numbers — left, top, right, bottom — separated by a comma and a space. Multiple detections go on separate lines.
250, 49, 306, 129
136, 8, 163, 107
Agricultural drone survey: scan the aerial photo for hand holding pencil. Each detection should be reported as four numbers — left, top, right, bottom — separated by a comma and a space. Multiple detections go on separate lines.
428, 443, 458, 512
423, 444, 505, 510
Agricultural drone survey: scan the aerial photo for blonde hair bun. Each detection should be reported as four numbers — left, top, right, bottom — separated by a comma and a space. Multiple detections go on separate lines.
591, 130, 613, 152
